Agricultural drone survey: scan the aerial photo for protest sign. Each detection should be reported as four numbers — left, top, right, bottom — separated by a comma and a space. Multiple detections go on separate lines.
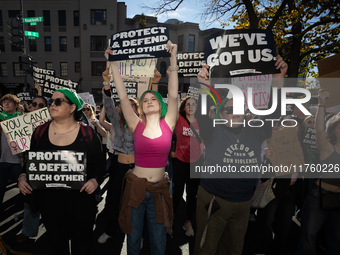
187, 86, 201, 101
318, 78, 340, 108
302, 127, 317, 150
89, 94, 96, 110
204, 29, 279, 78
78, 92, 91, 105
177, 52, 205, 77
110, 59, 157, 77
26, 150, 87, 190
231, 74, 271, 109
326, 105, 340, 114
108, 26, 170, 61
110, 76, 139, 103
32, 66, 78, 98
17, 92, 33, 103
266, 127, 305, 176
0, 108, 51, 154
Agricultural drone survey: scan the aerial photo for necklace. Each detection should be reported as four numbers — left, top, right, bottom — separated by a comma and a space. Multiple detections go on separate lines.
231, 132, 241, 143
53, 122, 78, 135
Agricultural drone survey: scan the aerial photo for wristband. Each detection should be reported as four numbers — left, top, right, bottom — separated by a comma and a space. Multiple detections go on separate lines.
18, 173, 27, 181
103, 82, 110, 85
169, 66, 179, 71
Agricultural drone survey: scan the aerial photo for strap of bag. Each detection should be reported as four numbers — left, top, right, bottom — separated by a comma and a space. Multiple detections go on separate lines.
80, 123, 92, 144
184, 116, 202, 144
35, 120, 52, 148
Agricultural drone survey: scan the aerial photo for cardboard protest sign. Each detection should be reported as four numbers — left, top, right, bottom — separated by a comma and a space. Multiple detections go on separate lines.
26, 150, 87, 190
302, 127, 317, 150
318, 78, 340, 108
177, 52, 205, 77
108, 26, 170, 61
32, 66, 78, 98
0, 108, 51, 155
205, 29, 279, 78
231, 74, 272, 109
17, 92, 33, 103
266, 127, 305, 176
110, 59, 157, 77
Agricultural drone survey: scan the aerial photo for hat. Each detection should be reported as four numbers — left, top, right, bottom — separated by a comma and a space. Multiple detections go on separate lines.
139, 90, 167, 117
55, 88, 84, 111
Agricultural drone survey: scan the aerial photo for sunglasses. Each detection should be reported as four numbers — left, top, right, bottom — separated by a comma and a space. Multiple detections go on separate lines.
223, 106, 233, 114
185, 103, 197, 107
47, 98, 72, 107
32, 102, 46, 109
82, 108, 91, 112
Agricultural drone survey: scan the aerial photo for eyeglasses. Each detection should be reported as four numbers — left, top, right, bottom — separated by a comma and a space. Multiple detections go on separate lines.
2, 100, 13, 105
32, 102, 46, 109
185, 103, 197, 107
47, 98, 72, 107
223, 106, 233, 114
82, 108, 91, 112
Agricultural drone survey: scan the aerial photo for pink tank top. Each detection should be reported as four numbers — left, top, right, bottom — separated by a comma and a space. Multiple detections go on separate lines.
133, 119, 173, 168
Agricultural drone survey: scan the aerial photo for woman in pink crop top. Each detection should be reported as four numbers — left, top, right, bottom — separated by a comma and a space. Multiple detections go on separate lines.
106, 41, 178, 255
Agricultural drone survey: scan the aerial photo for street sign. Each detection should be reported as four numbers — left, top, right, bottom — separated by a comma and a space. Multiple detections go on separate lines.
24, 17, 43, 23
30, 22, 37, 26
24, 31, 39, 37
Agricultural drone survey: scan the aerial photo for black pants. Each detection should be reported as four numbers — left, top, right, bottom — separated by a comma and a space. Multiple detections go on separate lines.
37, 191, 97, 255
104, 153, 118, 211
173, 157, 201, 221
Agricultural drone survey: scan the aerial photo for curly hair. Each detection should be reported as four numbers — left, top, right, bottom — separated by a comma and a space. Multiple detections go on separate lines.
179, 96, 197, 118
0, 94, 20, 105
326, 115, 340, 145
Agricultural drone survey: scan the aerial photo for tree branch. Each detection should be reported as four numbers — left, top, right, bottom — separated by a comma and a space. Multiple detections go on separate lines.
267, 0, 289, 30
302, 18, 340, 36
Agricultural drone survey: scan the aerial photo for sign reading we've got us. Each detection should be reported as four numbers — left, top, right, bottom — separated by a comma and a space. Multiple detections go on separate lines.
27, 150, 87, 190
109, 26, 170, 61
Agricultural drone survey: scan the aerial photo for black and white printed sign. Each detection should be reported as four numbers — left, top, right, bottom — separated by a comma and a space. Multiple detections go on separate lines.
32, 66, 79, 98
177, 52, 205, 77
302, 127, 317, 150
27, 150, 87, 190
109, 26, 171, 61
17, 92, 33, 103
204, 29, 279, 78
110, 79, 138, 104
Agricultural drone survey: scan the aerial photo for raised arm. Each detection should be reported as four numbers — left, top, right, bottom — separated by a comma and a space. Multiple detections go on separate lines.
98, 104, 112, 131
271, 55, 288, 88
164, 41, 178, 130
316, 89, 332, 154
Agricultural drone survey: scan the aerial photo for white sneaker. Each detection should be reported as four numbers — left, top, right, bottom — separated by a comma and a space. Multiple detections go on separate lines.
183, 221, 194, 237
98, 233, 111, 244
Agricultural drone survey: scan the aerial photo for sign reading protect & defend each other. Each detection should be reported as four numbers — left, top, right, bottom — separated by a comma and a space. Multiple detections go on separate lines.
27, 150, 87, 190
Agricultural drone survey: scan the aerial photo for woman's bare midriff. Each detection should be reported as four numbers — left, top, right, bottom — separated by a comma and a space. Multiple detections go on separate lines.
118, 153, 135, 164
133, 166, 165, 182
315, 179, 340, 193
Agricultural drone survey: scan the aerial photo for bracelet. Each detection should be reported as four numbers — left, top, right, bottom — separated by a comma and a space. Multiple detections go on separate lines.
103, 82, 110, 85
169, 66, 179, 71
318, 105, 325, 107
18, 173, 27, 181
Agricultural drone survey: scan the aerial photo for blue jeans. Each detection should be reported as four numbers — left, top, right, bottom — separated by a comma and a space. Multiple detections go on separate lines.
127, 191, 166, 255
22, 203, 40, 237
296, 183, 340, 255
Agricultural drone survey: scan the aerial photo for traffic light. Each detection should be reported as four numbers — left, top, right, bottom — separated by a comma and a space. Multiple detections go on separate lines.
8, 15, 24, 50
19, 55, 34, 73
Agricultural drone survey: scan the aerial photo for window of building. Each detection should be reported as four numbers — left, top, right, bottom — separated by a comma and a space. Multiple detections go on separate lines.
46, 62, 53, 70
58, 10, 66, 26
59, 37, 67, 51
91, 62, 106, 76
0, 37, 5, 52
43, 10, 50, 26
74, 36, 80, 48
74, 11, 79, 26
45, 37, 52, 51
75, 62, 80, 73
0, 11, 3, 26
60, 62, 68, 77
178, 35, 183, 52
8, 10, 20, 19
188, 35, 195, 51
13, 63, 25, 76
11, 44, 21, 52
29, 38, 37, 51
91, 10, 106, 25
27, 10, 35, 27
0, 63, 8, 77
91, 36, 107, 51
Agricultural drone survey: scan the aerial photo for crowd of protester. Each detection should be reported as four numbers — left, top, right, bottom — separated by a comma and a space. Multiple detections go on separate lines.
0, 41, 339, 255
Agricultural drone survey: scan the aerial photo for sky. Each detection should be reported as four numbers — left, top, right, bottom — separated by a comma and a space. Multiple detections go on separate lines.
120, 0, 231, 30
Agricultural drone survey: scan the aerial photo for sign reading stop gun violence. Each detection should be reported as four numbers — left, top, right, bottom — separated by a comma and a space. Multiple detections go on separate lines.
204, 29, 280, 78
108, 26, 171, 61
32, 66, 78, 98
27, 150, 87, 190
177, 52, 205, 77
0, 108, 51, 155
266, 128, 305, 176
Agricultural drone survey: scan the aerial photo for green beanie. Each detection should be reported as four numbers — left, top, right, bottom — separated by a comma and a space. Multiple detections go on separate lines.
139, 90, 167, 117
55, 88, 84, 111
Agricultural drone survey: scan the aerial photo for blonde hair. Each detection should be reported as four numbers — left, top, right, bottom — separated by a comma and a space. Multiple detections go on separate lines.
84, 103, 96, 120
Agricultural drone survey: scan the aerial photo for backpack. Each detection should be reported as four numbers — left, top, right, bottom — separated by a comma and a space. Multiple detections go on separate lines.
34, 120, 93, 148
